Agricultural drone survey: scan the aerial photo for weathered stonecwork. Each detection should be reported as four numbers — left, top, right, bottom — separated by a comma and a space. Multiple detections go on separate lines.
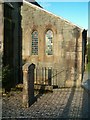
21, 1, 84, 87
1, 1, 87, 90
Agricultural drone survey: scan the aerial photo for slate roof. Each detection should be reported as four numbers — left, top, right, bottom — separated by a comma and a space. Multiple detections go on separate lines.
25, 0, 43, 8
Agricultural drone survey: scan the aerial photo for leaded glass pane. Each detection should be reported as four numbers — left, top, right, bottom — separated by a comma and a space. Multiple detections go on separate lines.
45, 30, 53, 55
32, 31, 38, 55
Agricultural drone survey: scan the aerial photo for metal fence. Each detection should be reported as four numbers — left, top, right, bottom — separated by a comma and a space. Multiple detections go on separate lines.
34, 67, 68, 88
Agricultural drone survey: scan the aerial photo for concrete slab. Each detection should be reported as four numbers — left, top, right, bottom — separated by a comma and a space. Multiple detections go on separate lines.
82, 72, 90, 93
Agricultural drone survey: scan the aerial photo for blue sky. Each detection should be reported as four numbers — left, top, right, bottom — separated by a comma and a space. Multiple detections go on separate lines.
36, 1, 88, 29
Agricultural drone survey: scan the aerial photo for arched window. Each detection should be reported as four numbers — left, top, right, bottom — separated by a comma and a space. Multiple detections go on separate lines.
45, 30, 53, 55
32, 31, 38, 55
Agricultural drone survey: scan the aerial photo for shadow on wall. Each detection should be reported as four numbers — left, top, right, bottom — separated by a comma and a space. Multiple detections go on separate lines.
73, 27, 80, 86
65, 27, 81, 87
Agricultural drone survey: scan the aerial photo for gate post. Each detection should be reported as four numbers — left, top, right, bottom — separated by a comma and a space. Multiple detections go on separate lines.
23, 63, 36, 107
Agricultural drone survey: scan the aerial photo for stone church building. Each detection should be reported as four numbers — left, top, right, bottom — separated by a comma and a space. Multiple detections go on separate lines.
21, 1, 86, 87
1, 0, 87, 89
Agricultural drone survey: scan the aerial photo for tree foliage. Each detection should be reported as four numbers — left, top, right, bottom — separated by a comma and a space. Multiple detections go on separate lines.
2, 65, 13, 93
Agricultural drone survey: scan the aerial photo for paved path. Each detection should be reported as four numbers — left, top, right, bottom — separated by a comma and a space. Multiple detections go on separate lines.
2, 87, 89, 119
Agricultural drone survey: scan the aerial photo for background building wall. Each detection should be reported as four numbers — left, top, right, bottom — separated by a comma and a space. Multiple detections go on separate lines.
0, 2, 3, 90
3, 2, 22, 87
0, 3, 3, 53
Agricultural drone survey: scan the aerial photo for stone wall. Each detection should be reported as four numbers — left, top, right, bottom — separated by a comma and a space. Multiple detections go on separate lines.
21, 1, 83, 87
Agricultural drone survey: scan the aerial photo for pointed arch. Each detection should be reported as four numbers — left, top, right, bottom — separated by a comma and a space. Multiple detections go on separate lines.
45, 30, 53, 55
32, 30, 38, 55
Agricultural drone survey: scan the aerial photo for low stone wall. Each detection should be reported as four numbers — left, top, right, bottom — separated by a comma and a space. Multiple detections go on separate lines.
34, 84, 53, 92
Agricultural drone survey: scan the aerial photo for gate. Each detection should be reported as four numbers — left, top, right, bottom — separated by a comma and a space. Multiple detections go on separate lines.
34, 67, 68, 88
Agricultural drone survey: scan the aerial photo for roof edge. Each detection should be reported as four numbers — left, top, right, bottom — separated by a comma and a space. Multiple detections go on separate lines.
23, 0, 84, 30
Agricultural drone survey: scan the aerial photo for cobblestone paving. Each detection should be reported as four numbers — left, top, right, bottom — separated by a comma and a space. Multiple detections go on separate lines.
2, 88, 89, 119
